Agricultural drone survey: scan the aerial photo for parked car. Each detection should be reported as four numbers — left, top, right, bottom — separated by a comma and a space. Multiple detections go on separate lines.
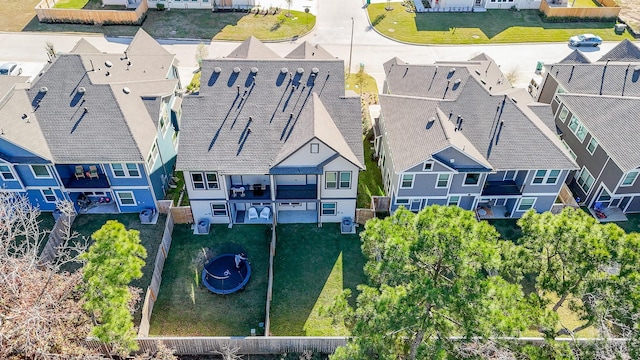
568, 34, 602, 47
0, 62, 22, 76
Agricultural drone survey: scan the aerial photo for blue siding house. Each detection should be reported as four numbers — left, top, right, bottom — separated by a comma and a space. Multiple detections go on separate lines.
0, 30, 182, 215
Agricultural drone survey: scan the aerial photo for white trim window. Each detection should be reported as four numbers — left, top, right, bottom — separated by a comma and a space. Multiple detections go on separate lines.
621, 171, 639, 187
463, 173, 480, 186
172, 131, 179, 151
115, 191, 136, 206
568, 115, 588, 142
562, 140, 577, 160
396, 198, 410, 206
191, 173, 205, 189
147, 142, 159, 169
310, 143, 319, 153
211, 203, 228, 217
532, 170, 561, 185
206, 172, 219, 189
517, 197, 536, 212
400, 174, 414, 189
325, 172, 351, 189
577, 167, 595, 193
41, 188, 57, 203
0, 165, 15, 180
160, 104, 170, 137
423, 161, 434, 171
111, 163, 141, 178
558, 106, 569, 123
321, 202, 337, 216
31, 165, 52, 179
447, 195, 460, 206
436, 174, 450, 188
586, 138, 598, 155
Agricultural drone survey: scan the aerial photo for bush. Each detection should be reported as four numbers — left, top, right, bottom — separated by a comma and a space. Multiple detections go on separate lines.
540, 12, 617, 22
156, 3, 165, 10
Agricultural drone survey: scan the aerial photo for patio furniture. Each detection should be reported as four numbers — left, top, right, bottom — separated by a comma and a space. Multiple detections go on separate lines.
75, 166, 85, 180
88, 166, 99, 179
259, 206, 271, 220
248, 207, 259, 220
231, 186, 245, 197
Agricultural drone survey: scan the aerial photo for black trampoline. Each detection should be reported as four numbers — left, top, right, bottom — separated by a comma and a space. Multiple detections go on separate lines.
202, 254, 251, 295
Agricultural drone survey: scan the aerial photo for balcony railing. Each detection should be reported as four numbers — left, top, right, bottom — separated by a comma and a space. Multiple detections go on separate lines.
63, 174, 110, 189
229, 185, 271, 200
481, 180, 522, 196
276, 184, 317, 200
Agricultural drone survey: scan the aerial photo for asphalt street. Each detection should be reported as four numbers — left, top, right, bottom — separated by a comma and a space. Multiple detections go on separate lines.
0, 0, 622, 90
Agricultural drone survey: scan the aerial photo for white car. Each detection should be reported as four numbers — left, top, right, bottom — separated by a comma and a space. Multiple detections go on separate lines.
0, 62, 23, 76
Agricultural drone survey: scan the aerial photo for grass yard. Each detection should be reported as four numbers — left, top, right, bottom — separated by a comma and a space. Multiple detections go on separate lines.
53, 0, 90, 9
2, 0, 42, 32
66, 213, 166, 293
367, 3, 633, 44
149, 224, 270, 336
269, 224, 367, 336
213, 10, 316, 41
570, 0, 602, 7
357, 132, 385, 209
21, 9, 313, 40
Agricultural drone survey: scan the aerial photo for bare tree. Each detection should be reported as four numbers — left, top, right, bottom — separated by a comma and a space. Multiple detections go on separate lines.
195, 42, 209, 69
212, 343, 243, 360
0, 193, 92, 359
132, 341, 177, 360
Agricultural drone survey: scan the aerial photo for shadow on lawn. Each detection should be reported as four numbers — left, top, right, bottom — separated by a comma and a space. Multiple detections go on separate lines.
413, 10, 616, 39
270, 223, 366, 336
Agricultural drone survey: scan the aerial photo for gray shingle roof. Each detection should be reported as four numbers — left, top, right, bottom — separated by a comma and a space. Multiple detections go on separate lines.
225, 36, 280, 59
285, 42, 335, 60
126, 29, 172, 57
558, 93, 640, 172
545, 63, 640, 97
598, 39, 640, 62
380, 59, 577, 172
559, 49, 591, 64
26, 55, 142, 163
69, 38, 102, 54
177, 54, 363, 174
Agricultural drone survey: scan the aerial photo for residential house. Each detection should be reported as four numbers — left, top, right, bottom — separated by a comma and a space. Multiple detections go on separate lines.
176, 38, 364, 226
375, 55, 577, 219
535, 39, 640, 216
423, 0, 541, 11
0, 29, 182, 215
147, 0, 260, 10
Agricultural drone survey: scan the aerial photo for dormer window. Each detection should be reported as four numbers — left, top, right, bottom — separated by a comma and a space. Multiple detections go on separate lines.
423, 161, 434, 171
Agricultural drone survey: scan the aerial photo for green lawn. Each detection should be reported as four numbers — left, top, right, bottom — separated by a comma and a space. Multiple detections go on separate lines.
269, 224, 367, 336
357, 132, 385, 209
571, 0, 602, 7
53, 0, 89, 9
367, 3, 633, 44
214, 10, 316, 41
23, 9, 313, 40
149, 224, 270, 336
66, 213, 166, 294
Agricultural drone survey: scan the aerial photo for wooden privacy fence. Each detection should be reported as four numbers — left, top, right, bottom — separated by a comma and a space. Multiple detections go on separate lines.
138, 211, 175, 337
540, 0, 620, 18
171, 206, 193, 224
39, 210, 76, 264
35, 0, 148, 25
264, 224, 277, 336
84, 337, 349, 355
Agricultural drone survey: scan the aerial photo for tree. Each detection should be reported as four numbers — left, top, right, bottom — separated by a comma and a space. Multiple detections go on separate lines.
517, 207, 640, 354
0, 193, 93, 358
81, 220, 147, 355
195, 42, 208, 69
328, 206, 539, 360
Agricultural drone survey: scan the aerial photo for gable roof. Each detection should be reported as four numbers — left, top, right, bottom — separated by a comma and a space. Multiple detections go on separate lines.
379, 58, 577, 173
126, 29, 172, 57
598, 39, 640, 62
545, 62, 640, 97
559, 49, 591, 64
177, 45, 363, 174
285, 42, 335, 60
558, 93, 640, 172
226, 36, 280, 59
69, 38, 102, 54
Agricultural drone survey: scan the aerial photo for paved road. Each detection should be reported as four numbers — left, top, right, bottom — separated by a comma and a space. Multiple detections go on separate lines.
0, 0, 622, 90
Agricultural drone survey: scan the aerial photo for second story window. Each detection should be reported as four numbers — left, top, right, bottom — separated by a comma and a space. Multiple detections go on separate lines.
586, 138, 598, 155
558, 106, 569, 122
532, 170, 561, 185
436, 174, 450, 188
191, 173, 205, 189
464, 173, 480, 185
0, 165, 15, 180
191, 172, 219, 190
206, 172, 219, 189
325, 171, 351, 189
310, 143, 319, 153
112, 163, 141, 177
147, 143, 159, 169
400, 174, 414, 189
568, 115, 588, 142
621, 171, 639, 187
31, 165, 51, 178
